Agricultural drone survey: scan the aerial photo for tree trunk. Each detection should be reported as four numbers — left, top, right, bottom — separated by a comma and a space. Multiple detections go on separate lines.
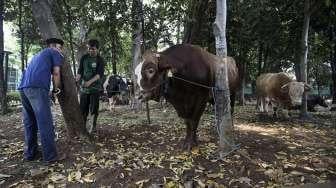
330, 26, 336, 105
294, 34, 301, 81
183, 0, 210, 44
238, 60, 245, 105
257, 41, 263, 76
112, 40, 117, 75
299, 0, 311, 118
331, 45, 336, 104
262, 44, 269, 73
24, 43, 30, 68
0, 0, 8, 115
131, 0, 143, 110
62, 0, 77, 76
31, 0, 89, 139
214, 0, 235, 158
18, 0, 25, 73
176, 13, 181, 44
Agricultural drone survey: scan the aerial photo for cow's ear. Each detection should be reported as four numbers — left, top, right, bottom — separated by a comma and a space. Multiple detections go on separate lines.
280, 83, 289, 93
304, 83, 312, 91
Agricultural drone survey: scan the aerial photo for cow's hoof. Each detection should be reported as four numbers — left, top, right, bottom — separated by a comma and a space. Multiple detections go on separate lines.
182, 140, 198, 151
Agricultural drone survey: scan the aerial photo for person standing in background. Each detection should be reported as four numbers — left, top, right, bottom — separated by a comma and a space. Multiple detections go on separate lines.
76, 39, 105, 134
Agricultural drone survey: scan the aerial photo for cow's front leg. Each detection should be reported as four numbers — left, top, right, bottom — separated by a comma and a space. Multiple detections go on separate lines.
273, 106, 278, 118
183, 119, 198, 151
108, 98, 113, 111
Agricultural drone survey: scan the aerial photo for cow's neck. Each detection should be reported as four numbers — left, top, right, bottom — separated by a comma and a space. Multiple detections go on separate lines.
160, 70, 170, 98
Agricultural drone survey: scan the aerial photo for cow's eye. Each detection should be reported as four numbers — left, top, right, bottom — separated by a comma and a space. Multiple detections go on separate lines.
148, 68, 154, 74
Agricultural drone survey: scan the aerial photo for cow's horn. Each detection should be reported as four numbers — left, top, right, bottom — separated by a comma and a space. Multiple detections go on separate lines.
167, 70, 173, 77
280, 83, 289, 93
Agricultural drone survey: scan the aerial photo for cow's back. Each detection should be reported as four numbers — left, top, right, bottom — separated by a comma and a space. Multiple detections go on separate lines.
218, 56, 239, 92
162, 45, 239, 93
256, 73, 292, 101
162, 45, 215, 87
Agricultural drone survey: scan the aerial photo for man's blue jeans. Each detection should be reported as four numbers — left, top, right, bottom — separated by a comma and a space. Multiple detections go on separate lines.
20, 88, 57, 162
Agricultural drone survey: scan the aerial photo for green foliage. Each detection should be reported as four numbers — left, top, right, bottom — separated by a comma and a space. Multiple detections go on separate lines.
2, 0, 335, 87
6, 92, 20, 104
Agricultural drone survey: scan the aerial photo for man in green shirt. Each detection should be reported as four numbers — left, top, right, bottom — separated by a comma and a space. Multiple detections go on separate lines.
76, 39, 105, 134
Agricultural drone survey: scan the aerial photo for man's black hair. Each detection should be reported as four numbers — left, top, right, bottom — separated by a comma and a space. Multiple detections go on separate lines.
46, 38, 64, 46
88, 39, 99, 49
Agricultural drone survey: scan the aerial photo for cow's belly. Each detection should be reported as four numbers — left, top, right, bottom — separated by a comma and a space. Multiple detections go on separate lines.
166, 87, 209, 119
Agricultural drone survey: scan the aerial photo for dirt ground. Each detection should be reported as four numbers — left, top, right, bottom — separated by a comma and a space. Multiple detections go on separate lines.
0, 102, 335, 187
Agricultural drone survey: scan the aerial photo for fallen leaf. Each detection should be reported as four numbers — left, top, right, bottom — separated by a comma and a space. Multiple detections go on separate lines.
290, 171, 304, 176
191, 148, 200, 155
238, 177, 252, 185
0, 174, 11, 178
301, 176, 305, 182
196, 179, 206, 188
50, 173, 66, 183
82, 172, 95, 183
30, 168, 48, 178
207, 173, 223, 179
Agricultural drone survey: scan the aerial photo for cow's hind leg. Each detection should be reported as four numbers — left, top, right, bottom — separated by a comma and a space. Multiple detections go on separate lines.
230, 92, 236, 114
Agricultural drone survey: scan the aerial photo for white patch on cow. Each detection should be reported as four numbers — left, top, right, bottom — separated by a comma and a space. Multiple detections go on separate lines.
135, 61, 144, 91
103, 75, 111, 93
288, 82, 305, 106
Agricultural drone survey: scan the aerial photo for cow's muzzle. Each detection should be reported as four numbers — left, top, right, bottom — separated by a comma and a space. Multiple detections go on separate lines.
291, 100, 302, 106
137, 91, 151, 102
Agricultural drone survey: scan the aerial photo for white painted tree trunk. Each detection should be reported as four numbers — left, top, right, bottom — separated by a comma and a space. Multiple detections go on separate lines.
299, 0, 311, 118
131, 0, 143, 111
214, 0, 235, 158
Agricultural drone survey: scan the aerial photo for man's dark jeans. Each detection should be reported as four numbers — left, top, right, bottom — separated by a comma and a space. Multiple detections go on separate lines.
20, 88, 57, 162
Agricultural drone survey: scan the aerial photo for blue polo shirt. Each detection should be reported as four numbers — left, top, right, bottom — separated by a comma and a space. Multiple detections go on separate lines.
18, 48, 63, 91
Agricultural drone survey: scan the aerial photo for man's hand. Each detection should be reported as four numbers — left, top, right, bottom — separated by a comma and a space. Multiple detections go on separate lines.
75, 74, 81, 82
53, 88, 61, 95
50, 88, 61, 104
83, 81, 92, 88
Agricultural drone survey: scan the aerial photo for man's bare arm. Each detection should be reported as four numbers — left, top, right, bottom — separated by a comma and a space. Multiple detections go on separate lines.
84, 74, 100, 87
53, 66, 61, 90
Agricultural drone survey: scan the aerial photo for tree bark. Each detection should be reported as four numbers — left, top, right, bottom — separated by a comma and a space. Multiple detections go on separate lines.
183, 0, 210, 44
131, 0, 143, 110
214, 0, 235, 158
238, 61, 245, 105
31, 0, 89, 139
294, 34, 302, 81
0, 0, 8, 115
257, 41, 263, 76
62, 0, 77, 76
18, 0, 25, 73
330, 26, 336, 105
299, 0, 311, 118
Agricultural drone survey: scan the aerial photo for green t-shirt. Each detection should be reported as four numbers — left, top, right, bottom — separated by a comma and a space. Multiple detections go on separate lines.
78, 54, 104, 94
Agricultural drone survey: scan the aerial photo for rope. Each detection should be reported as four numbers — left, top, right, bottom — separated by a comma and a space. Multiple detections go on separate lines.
171, 75, 214, 89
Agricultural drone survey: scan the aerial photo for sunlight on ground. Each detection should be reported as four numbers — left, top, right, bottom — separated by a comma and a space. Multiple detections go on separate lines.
236, 123, 280, 136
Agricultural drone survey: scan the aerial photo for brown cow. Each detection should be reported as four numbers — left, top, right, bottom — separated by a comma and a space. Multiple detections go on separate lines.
256, 72, 312, 117
135, 44, 239, 150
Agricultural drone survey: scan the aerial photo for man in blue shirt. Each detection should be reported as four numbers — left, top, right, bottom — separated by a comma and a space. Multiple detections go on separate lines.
18, 38, 65, 163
